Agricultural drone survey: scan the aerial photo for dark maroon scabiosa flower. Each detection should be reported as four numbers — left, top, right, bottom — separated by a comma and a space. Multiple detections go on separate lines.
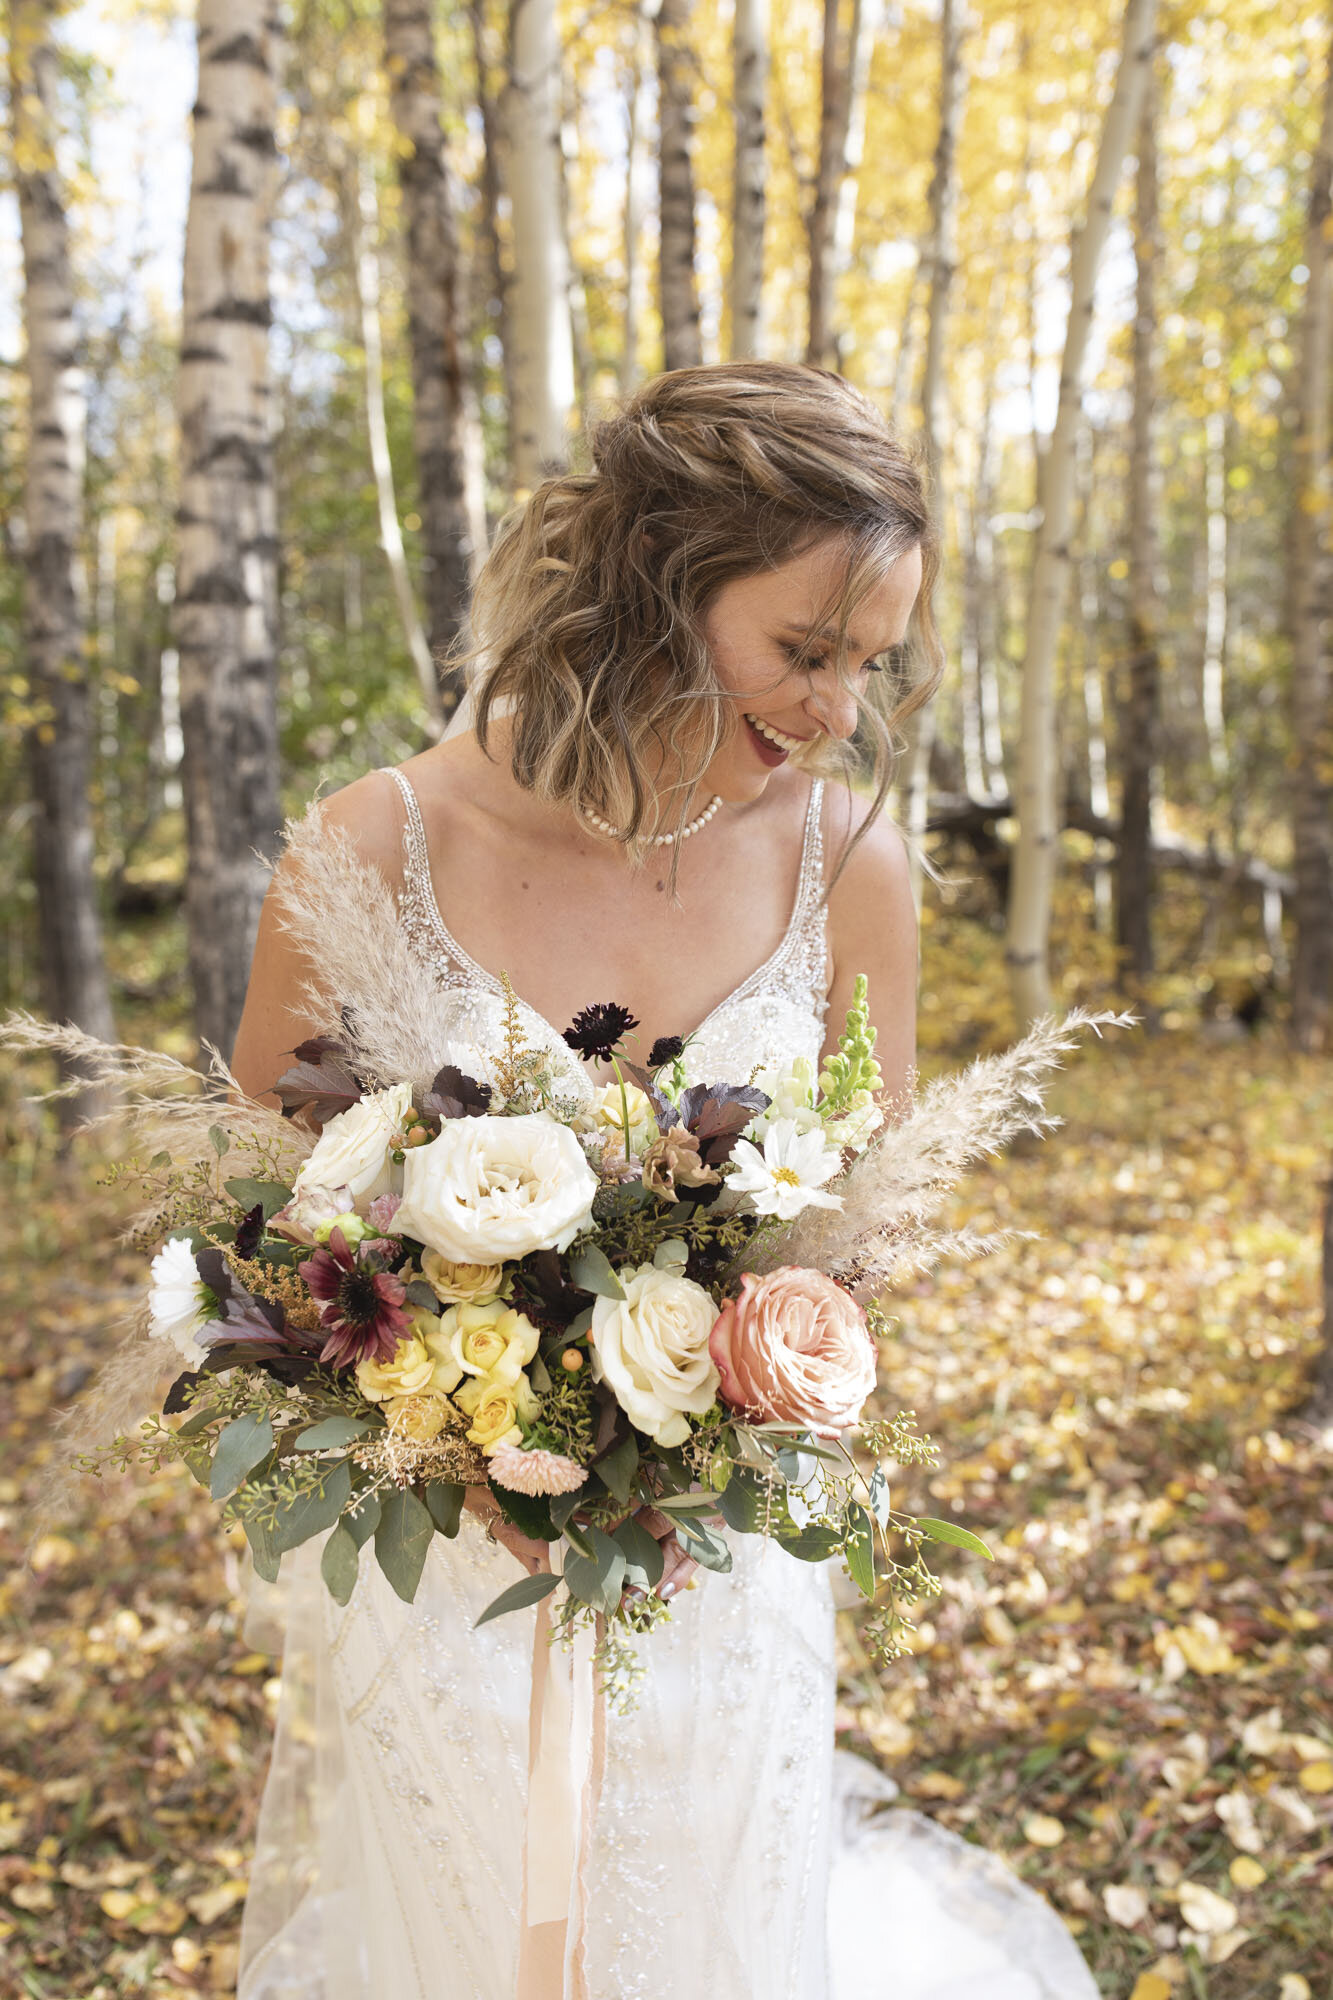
647, 1034, 685, 1069
563, 1002, 639, 1063
298, 1227, 409, 1370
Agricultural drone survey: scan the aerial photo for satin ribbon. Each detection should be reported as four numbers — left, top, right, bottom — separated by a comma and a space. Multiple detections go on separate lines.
517, 1555, 607, 2000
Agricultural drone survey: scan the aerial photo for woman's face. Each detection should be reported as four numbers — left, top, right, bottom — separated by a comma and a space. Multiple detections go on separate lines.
698, 538, 924, 803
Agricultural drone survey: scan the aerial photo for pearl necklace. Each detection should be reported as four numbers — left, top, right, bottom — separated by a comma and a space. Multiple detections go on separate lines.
582, 793, 723, 846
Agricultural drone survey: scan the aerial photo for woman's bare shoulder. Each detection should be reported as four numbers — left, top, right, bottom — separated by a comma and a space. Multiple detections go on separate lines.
298, 765, 407, 885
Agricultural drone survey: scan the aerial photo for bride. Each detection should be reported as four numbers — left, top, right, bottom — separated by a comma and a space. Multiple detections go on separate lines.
228, 361, 1098, 2000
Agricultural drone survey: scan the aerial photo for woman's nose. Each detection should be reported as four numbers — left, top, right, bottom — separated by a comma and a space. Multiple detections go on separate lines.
805, 680, 860, 741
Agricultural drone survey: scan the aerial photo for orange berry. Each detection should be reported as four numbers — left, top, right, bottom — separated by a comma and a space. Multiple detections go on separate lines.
560, 1348, 584, 1372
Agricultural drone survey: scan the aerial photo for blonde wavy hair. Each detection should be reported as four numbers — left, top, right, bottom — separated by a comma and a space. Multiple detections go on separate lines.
459, 361, 942, 871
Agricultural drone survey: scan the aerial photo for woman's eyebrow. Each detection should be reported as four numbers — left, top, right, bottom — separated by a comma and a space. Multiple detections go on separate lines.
779, 623, 889, 654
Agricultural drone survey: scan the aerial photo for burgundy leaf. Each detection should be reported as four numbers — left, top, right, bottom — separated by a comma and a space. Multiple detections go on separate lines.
420, 1063, 493, 1120
270, 1048, 364, 1124
677, 1082, 771, 1165
234, 1202, 265, 1259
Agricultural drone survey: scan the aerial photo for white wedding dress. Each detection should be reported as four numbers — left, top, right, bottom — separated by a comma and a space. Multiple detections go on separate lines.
236, 769, 1099, 2000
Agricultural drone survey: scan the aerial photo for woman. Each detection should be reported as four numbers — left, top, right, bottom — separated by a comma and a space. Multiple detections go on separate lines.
229, 363, 1097, 2000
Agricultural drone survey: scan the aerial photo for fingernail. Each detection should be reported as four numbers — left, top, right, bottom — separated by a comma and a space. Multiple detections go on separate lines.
661, 1581, 677, 1598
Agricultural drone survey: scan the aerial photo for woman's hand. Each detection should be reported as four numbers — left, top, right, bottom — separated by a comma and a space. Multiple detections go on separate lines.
630, 1506, 698, 1599
462, 1484, 552, 1576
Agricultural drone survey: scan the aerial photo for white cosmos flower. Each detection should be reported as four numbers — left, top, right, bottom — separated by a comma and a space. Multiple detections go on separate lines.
726, 1116, 845, 1221
147, 1235, 218, 1367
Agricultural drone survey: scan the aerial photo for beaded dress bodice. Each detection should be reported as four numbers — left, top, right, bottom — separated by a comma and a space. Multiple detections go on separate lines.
383, 765, 831, 1093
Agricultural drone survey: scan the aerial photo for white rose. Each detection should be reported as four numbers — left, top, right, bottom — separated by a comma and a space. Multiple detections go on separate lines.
147, 1235, 217, 1367
288, 1082, 414, 1226
590, 1264, 721, 1448
393, 1112, 598, 1262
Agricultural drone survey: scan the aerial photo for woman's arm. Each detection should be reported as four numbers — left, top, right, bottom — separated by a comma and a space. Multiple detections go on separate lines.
229, 771, 404, 1107
821, 783, 918, 1108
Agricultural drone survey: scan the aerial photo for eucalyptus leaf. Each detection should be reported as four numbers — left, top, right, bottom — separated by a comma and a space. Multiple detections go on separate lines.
867, 1466, 892, 1529
475, 1571, 561, 1629
491, 1480, 556, 1542
674, 1518, 733, 1573
562, 1527, 627, 1614
374, 1486, 436, 1602
210, 1414, 275, 1501
404, 1280, 439, 1310
344, 1490, 382, 1548
713, 1468, 766, 1534
223, 1177, 292, 1220
529, 1351, 553, 1394
845, 1502, 875, 1599
424, 1481, 465, 1538
320, 1524, 360, 1606
650, 1493, 721, 1517
270, 1459, 352, 1556
592, 1432, 639, 1508
208, 1124, 230, 1158
567, 1243, 626, 1299
295, 1415, 374, 1451
564, 1306, 594, 1340
243, 1511, 280, 1585
549, 1487, 585, 1530
610, 1515, 665, 1587
916, 1517, 994, 1561
778, 1522, 842, 1562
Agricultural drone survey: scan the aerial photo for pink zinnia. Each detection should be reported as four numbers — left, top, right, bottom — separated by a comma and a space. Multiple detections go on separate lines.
298, 1227, 409, 1370
366, 1191, 403, 1233
489, 1441, 587, 1496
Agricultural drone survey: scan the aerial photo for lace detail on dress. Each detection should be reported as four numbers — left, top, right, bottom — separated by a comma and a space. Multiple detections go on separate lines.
379, 766, 831, 1089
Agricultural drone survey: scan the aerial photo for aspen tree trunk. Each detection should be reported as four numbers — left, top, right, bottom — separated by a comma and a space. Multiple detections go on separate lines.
656, 0, 702, 371
175, 0, 283, 1062
469, 0, 515, 481
1006, 0, 1157, 1026
384, 0, 485, 689
621, 12, 650, 394
806, 0, 860, 369
1200, 405, 1229, 782
729, 0, 768, 358
1288, 17, 1333, 1055
1118, 59, 1162, 990
904, 0, 965, 902
10, 0, 115, 1119
505, 0, 575, 488
349, 158, 444, 737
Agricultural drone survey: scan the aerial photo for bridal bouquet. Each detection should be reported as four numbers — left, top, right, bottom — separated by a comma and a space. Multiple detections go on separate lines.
6, 807, 1127, 1680
99, 974, 977, 1663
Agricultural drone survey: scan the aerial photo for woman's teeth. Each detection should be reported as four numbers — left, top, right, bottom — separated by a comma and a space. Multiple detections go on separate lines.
745, 713, 805, 752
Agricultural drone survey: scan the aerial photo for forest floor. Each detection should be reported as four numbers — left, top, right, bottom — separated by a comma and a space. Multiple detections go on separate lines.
0, 918, 1330, 1999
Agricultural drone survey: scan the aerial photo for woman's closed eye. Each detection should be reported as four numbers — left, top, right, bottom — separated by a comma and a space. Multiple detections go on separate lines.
782, 643, 885, 675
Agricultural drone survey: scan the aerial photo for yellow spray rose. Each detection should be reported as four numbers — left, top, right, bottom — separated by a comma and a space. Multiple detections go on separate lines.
581, 1082, 658, 1160
420, 1253, 511, 1306
454, 1371, 540, 1455
426, 1300, 540, 1390
355, 1327, 438, 1403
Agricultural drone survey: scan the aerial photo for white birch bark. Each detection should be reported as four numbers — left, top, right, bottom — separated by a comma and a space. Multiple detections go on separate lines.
806, 0, 859, 368
729, 0, 768, 358
10, 0, 115, 1112
656, 0, 703, 370
1289, 17, 1333, 1053
1005, 0, 1157, 1026
1200, 406, 1229, 780
384, 0, 486, 687
174, 0, 284, 1061
505, 0, 575, 488
621, 12, 651, 394
350, 156, 444, 738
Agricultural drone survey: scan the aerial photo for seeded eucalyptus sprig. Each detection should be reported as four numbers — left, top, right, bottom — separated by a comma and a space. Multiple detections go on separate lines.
818, 973, 882, 1117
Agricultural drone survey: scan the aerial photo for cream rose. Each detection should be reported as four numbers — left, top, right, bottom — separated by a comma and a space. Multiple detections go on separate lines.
393, 1112, 598, 1262
709, 1266, 876, 1437
589, 1263, 721, 1448
288, 1082, 413, 1227
354, 1326, 439, 1403
455, 1372, 540, 1455
420, 1252, 510, 1306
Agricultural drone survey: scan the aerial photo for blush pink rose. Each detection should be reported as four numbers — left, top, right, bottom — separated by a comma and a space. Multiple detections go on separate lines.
709, 1266, 876, 1437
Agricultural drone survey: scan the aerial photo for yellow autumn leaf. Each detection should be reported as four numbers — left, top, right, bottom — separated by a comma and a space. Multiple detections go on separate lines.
1128, 1976, 1172, 2000
1085, 1730, 1120, 1760
1022, 1812, 1065, 1847
1228, 1855, 1266, 1888
99, 1888, 143, 1920
187, 1879, 249, 1925
131, 1895, 185, 1934
1298, 1760, 1333, 1793
1171, 1618, 1240, 1676
1278, 1976, 1312, 2000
